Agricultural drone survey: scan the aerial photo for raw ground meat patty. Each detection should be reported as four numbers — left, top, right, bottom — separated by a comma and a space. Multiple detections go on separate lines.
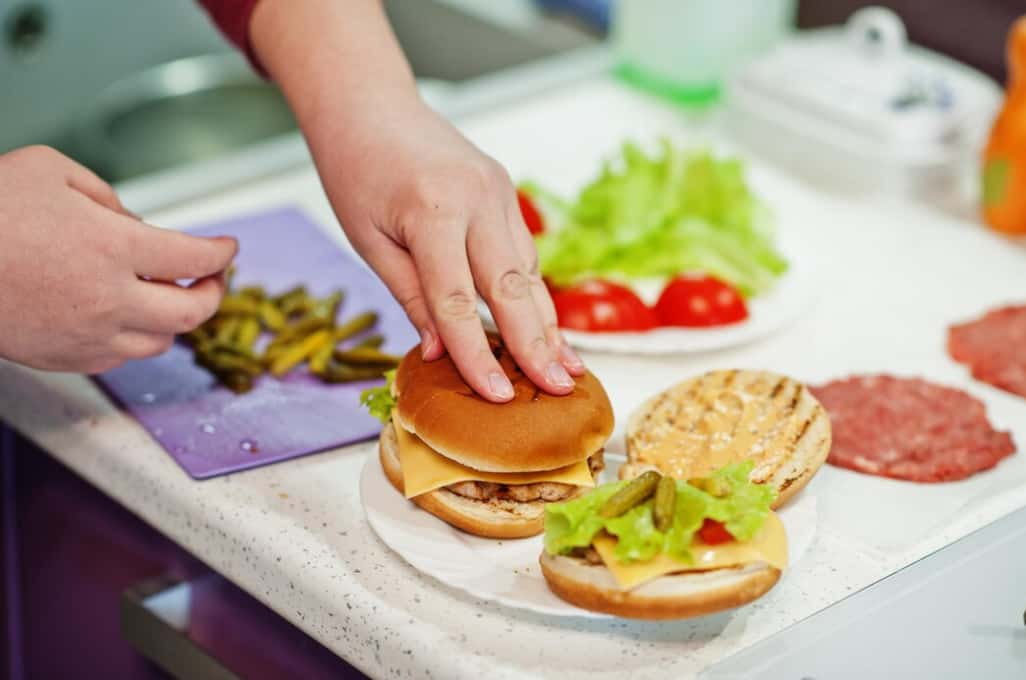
809, 375, 1015, 482
948, 305, 1026, 398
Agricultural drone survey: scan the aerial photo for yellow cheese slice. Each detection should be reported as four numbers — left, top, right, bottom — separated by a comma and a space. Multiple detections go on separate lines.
392, 412, 597, 498
591, 512, 788, 590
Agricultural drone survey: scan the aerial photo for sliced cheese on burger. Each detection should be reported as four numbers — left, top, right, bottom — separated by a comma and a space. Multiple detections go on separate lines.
392, 412, 597, 498
591, 512, 788, 590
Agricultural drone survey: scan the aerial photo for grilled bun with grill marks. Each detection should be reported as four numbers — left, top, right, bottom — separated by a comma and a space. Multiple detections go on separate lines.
623, 369, 831, 508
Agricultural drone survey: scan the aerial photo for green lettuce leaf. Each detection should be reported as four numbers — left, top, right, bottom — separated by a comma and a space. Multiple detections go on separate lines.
662, 482, 712, 562
543, 461, 776, 564
529, 140, 788, 298
359, 369, 397, 424
605, 503, 664, 563
543, 480, 627, 555
705, 462, 777, 541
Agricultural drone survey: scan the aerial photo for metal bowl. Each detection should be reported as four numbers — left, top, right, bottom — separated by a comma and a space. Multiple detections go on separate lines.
71, 52, 297, 182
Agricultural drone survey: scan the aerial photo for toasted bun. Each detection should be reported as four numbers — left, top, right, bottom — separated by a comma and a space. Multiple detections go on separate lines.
379, 422, 548, 538
539, 553, 781, 620
394, 335, 613, 473
624, 369, 830, 509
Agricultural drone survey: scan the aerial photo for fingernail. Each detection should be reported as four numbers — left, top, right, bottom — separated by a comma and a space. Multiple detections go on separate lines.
215, 235, 239, 251
546, 361, 575, 388
419, 328, 435, 358
559, 343, 585, 371
488, 371, 515, 400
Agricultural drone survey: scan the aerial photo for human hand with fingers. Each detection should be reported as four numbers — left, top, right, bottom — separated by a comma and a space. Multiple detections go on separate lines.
0, 145, 237, 374
318, 102, 586, 402
252, 0, 585, 403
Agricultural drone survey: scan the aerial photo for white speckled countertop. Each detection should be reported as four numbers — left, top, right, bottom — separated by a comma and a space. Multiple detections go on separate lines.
4, 77, 1026, 679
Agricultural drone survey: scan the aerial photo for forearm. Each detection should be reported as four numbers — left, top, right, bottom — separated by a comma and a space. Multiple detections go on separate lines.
246, 0, 582, 399
250, 0, 422, 152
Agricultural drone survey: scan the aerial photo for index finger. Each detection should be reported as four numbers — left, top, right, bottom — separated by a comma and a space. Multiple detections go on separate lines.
406, 223, 515, 402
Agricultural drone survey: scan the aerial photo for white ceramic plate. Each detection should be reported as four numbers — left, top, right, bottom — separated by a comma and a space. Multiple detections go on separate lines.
478, 237, 817, 356
361, 453, 819, 618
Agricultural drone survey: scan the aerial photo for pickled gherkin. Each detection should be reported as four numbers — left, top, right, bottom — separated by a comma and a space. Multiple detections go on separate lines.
599, 470, 661, 518
180, 274, 393, 393
653, 475, 677, 532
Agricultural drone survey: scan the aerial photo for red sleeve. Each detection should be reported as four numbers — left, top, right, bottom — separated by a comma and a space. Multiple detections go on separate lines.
195, 0, 266, 76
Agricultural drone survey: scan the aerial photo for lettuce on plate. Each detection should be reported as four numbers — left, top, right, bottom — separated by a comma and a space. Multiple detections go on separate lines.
526, 140, 788, 298
543, 461, 776, 565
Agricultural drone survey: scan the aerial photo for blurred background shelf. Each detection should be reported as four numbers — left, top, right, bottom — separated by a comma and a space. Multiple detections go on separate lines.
1, 0, 1017, 189
0, 0, 600, 184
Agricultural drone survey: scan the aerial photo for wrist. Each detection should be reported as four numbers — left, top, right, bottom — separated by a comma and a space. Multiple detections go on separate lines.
302, 91, 433, 207
251, 0, 420, 127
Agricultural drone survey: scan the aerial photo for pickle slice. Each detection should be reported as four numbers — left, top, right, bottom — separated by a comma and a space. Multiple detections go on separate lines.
599, 470, 661, 518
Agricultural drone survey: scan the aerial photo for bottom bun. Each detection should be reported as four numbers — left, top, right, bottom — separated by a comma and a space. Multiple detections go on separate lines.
379, 422, 549, 539
538, 552, 781, 620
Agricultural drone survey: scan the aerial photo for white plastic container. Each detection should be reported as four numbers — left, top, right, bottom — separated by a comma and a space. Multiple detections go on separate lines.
724, 7, 1002, 204
613, 0, 797, 104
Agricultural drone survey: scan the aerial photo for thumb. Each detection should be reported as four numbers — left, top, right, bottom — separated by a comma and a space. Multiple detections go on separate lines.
127, 219, 238, 280
64, 157, 133, 216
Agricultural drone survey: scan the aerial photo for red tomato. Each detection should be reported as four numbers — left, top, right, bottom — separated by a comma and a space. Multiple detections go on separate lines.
550, 279, 657, 332
697, 519, 734, 545
654, 275, 748, 327
516, 190, 545, 235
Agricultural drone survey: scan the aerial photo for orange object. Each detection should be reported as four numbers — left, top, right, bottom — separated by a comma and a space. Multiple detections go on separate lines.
983, 17, 1026, 235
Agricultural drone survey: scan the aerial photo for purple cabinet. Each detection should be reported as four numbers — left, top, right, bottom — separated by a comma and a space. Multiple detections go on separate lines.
0, 425, 363, 679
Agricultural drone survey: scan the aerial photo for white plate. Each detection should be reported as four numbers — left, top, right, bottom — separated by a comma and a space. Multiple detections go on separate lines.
361, 453, 819, 618
479, 237, 817, 356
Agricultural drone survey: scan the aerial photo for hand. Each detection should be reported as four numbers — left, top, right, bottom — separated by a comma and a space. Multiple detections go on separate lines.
320, 101, 586, 401
252, 0, 584, 402
0, 146, 237, 373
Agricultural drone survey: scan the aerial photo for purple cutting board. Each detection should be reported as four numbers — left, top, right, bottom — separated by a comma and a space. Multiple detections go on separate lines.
95, 206, 416, 479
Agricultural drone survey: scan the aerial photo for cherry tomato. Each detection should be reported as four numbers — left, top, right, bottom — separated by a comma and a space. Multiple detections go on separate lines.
516, 190, 545, 235
697, 519, 734, 545
550, 279, 657, 332
654, 275, 748, 327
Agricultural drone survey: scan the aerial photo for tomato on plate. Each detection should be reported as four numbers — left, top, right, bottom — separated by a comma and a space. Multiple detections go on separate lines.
516, 189, 545, 235
654, 275, 748, 327
697, 518, 734, 545
550, 279, 657, 332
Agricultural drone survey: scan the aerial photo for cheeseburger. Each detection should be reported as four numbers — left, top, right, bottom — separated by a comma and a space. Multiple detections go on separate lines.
538, 369, 831, 619
362, 335, 614, 539
539, 462, 788, 620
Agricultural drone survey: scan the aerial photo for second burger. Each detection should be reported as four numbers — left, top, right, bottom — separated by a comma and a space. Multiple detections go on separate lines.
364, 334, 614, 538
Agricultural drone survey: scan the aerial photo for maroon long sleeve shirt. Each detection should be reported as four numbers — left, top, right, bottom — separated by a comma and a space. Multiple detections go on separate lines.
195, 0, 264, 73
